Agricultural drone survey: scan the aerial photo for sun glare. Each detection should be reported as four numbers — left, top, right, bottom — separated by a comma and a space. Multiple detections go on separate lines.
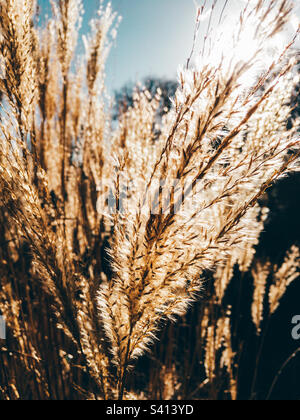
191, 0, 299, 88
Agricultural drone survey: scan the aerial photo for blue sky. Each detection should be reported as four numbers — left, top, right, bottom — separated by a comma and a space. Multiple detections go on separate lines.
103, 0, 197, 92
38, 0, 200, 92
39, 0, 300, 94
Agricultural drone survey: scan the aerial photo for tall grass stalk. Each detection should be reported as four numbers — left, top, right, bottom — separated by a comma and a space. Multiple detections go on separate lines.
0, 0, 299, 400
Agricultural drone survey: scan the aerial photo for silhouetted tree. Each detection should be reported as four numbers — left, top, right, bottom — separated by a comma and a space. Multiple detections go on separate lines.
113, 77, 177, 120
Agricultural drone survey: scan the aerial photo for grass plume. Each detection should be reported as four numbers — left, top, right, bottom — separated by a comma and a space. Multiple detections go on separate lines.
0, 0, 299, 400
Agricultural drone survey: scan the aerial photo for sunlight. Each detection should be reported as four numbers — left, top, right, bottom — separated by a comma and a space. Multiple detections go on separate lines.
192, 0, 299, 89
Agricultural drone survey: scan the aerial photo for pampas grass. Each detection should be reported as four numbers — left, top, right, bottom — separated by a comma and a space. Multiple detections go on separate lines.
0, 0, 300, 400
